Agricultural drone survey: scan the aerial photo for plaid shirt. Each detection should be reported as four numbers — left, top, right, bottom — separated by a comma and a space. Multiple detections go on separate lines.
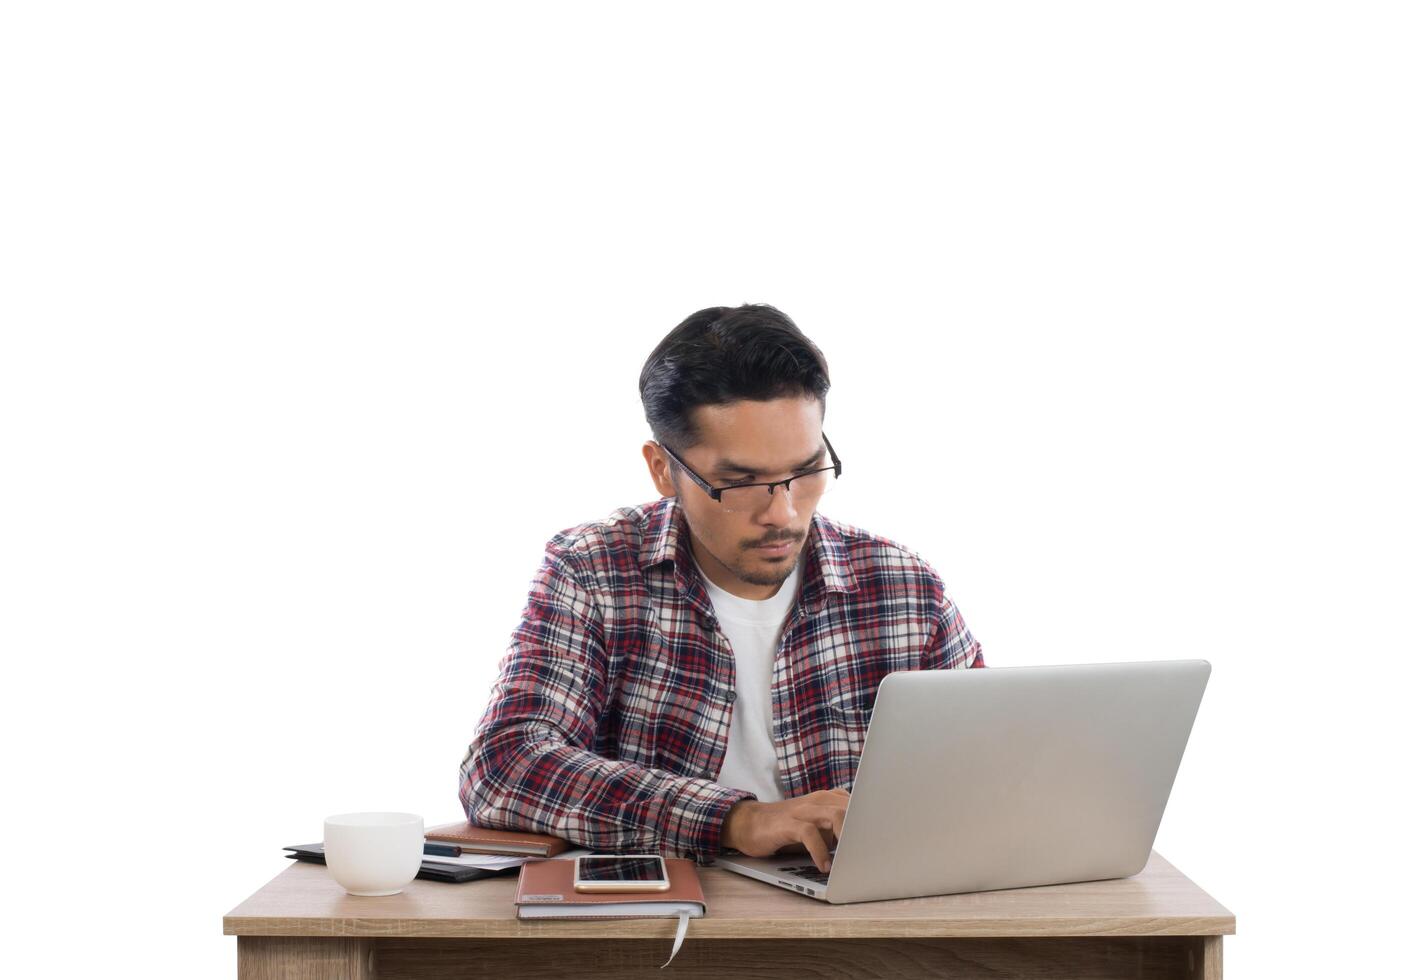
458, 496, 985, 864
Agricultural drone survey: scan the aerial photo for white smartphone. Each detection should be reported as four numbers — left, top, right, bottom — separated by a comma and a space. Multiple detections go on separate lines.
572, 855, 671, 893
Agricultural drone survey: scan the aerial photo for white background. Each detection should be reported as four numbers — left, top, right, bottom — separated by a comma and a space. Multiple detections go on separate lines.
3, 2, 1419, 976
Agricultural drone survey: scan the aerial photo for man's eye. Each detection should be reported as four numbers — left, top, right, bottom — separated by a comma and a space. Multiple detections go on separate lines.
734, 468, 814, 483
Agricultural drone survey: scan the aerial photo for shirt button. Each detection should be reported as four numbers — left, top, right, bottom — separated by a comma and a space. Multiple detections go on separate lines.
727, 690, 738, 703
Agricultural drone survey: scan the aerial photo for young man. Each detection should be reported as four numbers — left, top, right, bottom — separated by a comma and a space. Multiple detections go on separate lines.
458, 305, 985, 874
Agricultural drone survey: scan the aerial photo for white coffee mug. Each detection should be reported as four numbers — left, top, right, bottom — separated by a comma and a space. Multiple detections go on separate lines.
323, 811, 424, 896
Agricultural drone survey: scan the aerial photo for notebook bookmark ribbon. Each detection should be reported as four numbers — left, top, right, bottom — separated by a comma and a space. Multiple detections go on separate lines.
660, 909, 690, 968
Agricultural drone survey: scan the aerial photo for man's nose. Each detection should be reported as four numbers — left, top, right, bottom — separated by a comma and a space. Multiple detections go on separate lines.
757, 481, 798, 522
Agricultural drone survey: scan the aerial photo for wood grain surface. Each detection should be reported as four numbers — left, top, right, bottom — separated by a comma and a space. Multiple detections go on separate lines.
225, 850, 1234, 941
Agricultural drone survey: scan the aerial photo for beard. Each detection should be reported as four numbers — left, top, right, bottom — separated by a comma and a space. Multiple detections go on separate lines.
674, 489, 804, 592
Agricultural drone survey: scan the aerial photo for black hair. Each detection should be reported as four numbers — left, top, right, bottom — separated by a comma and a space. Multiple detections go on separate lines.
638, 304, 831, 456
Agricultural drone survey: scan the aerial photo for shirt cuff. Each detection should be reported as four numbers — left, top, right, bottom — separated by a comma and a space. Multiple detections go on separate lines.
660, 776, 757, 864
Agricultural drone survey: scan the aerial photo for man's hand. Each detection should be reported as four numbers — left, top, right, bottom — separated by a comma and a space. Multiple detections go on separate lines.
719, 788, 850, 874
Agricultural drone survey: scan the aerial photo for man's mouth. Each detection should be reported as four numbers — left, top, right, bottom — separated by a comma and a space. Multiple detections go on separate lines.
753, 539, 796, 557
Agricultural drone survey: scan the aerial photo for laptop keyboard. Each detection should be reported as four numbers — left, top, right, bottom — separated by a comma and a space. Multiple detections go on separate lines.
778, 864, 830, 885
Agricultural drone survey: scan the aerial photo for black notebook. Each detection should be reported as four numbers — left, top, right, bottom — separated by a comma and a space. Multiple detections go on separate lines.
281, 843, 521, 884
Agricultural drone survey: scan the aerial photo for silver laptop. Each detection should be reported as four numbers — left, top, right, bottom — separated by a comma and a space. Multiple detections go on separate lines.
714, 659, 1211, 903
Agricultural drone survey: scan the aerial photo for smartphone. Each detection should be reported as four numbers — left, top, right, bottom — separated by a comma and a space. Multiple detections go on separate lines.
572, 855, 671, 893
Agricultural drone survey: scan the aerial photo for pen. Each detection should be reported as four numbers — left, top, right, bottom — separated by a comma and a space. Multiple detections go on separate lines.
423, 842, 462, 857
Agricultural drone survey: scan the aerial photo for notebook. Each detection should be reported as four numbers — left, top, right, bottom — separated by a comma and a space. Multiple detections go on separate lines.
514, 857, 704, 967
423, 820, 571, 858
514, 857, 705, 919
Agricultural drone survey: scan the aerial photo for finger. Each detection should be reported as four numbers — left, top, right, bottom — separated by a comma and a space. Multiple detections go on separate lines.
798, 822, 831, 874
810, 809, 845, 842
813, 803, 847, 838
809, 816, 840, 850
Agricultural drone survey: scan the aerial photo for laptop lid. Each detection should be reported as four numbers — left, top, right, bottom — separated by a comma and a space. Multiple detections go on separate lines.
824, 659, 1211, 904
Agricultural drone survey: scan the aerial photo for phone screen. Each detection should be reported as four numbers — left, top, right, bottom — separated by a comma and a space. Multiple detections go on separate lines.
576, 856, 666, 883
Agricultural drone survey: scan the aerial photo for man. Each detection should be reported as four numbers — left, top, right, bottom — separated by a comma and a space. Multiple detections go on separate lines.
458, 304, 984, 874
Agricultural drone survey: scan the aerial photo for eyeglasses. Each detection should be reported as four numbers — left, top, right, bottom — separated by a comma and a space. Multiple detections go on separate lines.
658, 434, 843, 513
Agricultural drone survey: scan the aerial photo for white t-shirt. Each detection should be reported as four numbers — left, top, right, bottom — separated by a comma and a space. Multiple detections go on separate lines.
692, 552, 803, 802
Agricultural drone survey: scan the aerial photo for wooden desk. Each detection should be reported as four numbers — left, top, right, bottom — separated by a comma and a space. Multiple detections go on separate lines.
224, 850, 1234, 979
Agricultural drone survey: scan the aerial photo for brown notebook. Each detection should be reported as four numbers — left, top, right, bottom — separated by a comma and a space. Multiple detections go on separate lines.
423, 820, 571, 858
514, 858, 706, 919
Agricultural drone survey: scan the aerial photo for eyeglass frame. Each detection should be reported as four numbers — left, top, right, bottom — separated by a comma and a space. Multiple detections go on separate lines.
657, 433, 843, 506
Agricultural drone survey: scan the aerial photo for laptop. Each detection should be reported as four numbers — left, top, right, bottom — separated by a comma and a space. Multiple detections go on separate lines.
714, 659, 1211, 904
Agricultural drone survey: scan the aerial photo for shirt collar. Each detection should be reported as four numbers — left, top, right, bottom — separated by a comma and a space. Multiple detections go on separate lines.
639, 496, 858, 619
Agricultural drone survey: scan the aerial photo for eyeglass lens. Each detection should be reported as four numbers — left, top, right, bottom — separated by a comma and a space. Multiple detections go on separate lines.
716, 470, 834, 512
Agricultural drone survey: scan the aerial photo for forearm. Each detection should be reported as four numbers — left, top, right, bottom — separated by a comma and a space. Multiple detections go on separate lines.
459, 721, 754, 862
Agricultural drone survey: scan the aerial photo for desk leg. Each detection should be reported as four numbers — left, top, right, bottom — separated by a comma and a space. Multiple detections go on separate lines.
237, 937, 375, 980
1190, 935, 1224, 980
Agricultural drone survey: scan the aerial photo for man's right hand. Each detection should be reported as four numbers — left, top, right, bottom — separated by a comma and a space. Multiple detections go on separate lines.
719, 788, 850, 874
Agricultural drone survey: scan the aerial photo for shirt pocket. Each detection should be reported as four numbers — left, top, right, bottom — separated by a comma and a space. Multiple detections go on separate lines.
828, 691, 876, 766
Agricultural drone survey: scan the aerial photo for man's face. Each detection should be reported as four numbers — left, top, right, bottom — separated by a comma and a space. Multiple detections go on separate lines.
642, 395, 828, 601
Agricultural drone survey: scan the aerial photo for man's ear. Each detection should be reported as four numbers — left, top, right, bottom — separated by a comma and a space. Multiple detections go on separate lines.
642, 440, 677, 498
